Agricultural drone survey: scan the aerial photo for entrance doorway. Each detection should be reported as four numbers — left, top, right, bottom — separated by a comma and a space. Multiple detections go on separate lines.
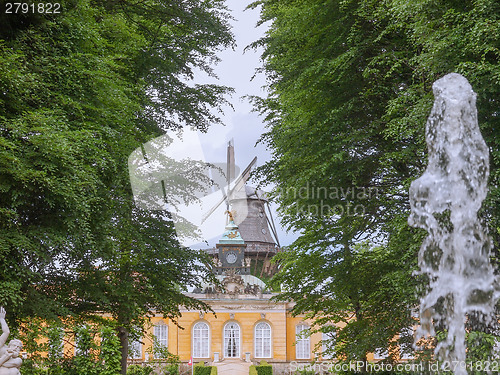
223, 322, 240, 358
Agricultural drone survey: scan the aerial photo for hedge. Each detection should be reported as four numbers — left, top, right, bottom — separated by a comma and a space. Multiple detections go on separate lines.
194, 362, 217, 375
255, 361, 272, 375
249, 365, 258, 375
126, 365, 154, 375
256, 366, 272, 375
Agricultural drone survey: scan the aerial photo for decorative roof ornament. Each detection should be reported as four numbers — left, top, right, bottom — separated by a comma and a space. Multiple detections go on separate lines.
219, 211, 245, 244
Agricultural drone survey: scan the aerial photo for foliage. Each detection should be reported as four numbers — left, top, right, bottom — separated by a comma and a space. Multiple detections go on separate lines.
0, 0, 233, 373
249, 365, 258, 375
100, 325, 123, 375
194, 362, 214, 375
293, 370, 315, 375
252, 0, 500, 364
73, 325, 99, 375
255, 362, 273, 375
126, 365, 154, 375
19, 320, 121, 375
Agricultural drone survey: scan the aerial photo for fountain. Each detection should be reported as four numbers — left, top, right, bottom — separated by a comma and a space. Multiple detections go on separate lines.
408, 73, 498, 374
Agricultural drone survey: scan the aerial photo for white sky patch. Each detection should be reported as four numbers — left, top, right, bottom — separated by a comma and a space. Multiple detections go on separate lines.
130, 0, 299, 247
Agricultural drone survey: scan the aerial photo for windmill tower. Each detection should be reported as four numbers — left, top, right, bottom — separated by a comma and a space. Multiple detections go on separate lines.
203, 141, 280, 280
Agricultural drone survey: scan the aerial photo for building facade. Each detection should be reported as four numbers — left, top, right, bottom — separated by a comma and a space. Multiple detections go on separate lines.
127, 186, 395, 373
126, 187, 342, 373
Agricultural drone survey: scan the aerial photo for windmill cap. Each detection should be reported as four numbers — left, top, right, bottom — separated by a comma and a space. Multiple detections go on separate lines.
230, 185, 269, 202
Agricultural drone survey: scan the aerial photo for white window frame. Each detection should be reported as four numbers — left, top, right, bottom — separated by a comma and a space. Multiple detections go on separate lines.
321, 329, 336, 359
223, 322, 241, 358
399, 327, 414, 360
254, 322, 272, 358
49, 327, 64, 359
192, 321, 210, 358
295, 324, 310, 359
128, 336, 142, 359
74, 325, 89, 356
373, 348, 388, 360
153, 322, 169, 359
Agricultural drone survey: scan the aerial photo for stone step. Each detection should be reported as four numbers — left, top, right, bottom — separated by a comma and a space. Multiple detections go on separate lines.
213, 359, 252, 375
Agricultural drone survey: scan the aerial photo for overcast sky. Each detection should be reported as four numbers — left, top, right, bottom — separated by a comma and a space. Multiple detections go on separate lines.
185, 0, 299, 247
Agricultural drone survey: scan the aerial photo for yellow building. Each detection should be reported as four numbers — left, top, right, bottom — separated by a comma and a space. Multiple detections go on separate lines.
125, 183, 410, 374
125, 188, 339, 374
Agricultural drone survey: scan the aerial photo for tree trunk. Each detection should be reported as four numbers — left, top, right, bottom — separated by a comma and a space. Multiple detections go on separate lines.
118, 326, 129, 375
345, 239, 369, 374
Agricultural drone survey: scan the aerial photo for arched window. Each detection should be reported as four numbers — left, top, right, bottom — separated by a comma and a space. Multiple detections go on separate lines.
124, 325, 143, 359
321, 329, 336, 359
193, 322, 210, 358
254, 322, 272, 358
153, 322, 168, 359
295, 324, 310, 359
223, 322, 240, 358
373, 348, 388, 360
399, 327, 414, 359
128, 337, 142, 359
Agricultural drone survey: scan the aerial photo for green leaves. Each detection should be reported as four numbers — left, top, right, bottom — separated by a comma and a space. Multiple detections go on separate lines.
0, 0, 233, 350
255, 0, 500, 362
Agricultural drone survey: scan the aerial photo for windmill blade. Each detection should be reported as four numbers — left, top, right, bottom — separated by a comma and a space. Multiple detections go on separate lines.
200, 188, 228, 225
264, 201, 281, 248
226, 139, 235, 216
200, 156, 257, 224
230, 156, 257, 195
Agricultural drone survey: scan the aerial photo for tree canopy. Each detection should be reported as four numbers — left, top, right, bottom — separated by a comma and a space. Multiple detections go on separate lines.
252, 0, 500, 363
0, 1, 233, 372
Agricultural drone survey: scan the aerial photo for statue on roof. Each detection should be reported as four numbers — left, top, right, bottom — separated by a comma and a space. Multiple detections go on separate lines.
225, 210, 235, 222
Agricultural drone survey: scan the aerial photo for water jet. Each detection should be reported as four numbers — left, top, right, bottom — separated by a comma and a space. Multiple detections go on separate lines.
408, 73, 498, 374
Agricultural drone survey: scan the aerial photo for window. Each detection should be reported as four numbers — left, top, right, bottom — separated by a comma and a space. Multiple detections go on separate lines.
128, 337, 142, 359
399, 327, 414, 359
48, 327, 64, 359
126, 326, 143, 359
373, 348, 388, 360
254, 322, 272, 358
74, 325, 91, 356
295, 324, 310, 359
224, 322, 240, 358
322, 329, 336, 359
153, 323, 168, 359
193, 322, 210, 358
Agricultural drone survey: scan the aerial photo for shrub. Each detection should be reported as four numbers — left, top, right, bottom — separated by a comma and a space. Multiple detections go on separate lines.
210, 365, 217, 375
294, 370, 316, 375
256, 362, 272, 375
126, 365, 153, 375
194, 362, 212, 375
164, 363, 180, 375
249, 365, 258, 375
99, 326, 122, 375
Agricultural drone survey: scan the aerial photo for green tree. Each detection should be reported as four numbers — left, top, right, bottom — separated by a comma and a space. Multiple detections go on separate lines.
251, 0, 500, 365
1, 0, 233, 373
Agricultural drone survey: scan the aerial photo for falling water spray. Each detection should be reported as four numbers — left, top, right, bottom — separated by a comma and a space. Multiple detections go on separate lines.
408, 73, 498, 375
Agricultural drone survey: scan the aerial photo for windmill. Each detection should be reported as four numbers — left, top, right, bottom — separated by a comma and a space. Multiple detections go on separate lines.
203, 140, 281, 278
